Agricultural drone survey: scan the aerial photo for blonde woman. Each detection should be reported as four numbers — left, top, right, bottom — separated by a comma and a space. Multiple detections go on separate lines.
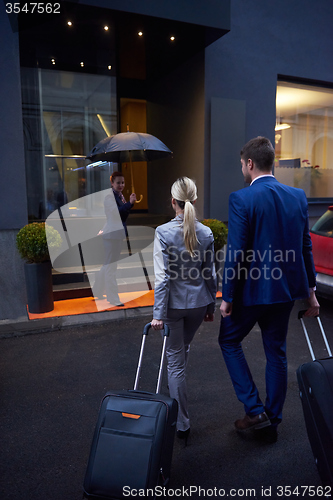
151, 177, 216, 443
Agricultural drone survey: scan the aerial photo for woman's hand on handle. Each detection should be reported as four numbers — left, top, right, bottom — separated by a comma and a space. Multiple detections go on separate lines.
151, 319, 164, 330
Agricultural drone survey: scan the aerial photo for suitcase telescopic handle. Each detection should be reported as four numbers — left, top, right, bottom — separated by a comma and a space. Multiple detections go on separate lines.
298, 310, 332, 360
298, 310, 319, 320
134, 323, 170, 394
143, 322, 170, 337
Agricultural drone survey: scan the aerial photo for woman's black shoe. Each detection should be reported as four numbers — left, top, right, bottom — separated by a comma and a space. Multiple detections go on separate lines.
177, 428, 190, 446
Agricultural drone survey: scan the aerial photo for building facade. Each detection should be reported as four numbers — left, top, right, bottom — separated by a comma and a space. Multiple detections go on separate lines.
1, 0, 333, 321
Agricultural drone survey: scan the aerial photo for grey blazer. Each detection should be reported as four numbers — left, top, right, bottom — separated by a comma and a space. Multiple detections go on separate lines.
153, 216, 217, 320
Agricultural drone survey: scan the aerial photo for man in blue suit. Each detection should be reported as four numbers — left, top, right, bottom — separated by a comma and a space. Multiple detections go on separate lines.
219, 136, 319, 442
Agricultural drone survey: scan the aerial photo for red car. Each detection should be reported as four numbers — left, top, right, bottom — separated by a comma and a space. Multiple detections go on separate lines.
310, 206, 333, 298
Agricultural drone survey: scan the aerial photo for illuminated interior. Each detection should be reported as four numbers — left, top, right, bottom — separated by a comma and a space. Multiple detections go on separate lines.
275, 81, 333, 198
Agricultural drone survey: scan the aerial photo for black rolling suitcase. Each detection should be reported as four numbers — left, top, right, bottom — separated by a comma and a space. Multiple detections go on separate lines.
296, 310, 333, 486
83, 323, 178, 499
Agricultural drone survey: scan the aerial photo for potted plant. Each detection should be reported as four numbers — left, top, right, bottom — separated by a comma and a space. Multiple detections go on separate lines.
201, 219, 228, 251
201, 218, 228, 291
16, 222, 62, 313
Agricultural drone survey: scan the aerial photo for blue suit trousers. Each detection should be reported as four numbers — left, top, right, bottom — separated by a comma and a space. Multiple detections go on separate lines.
219, 301, 294, 427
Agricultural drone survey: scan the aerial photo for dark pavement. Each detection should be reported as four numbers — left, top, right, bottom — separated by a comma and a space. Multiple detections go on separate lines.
0, 297, 332, 500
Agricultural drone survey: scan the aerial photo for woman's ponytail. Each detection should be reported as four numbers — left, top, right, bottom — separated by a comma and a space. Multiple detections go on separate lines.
171, 177, 199, 257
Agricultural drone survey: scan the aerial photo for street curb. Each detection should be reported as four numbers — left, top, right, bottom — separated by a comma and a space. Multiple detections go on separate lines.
0, 306, 154, 339
0, 298, 222, 339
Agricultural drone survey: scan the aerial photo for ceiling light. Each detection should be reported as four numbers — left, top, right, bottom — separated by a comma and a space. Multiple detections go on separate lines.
67, 21, 72, 26
104, 25, 109, 31
45, 154, 86, 159
108, 65, 112, 70
97, 114, 111, 136
275, 123, 290, 131
138, 31, 143, 37
170, 36, 175, 41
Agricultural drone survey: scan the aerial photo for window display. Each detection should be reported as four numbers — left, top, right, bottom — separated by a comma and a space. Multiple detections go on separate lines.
275, 81, 333, 199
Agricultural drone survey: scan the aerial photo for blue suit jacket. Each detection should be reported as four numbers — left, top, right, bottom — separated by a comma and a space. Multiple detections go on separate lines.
222, 176, 316, 306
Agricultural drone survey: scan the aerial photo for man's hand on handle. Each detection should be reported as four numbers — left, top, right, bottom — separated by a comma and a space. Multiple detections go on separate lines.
304, 289, 320, 317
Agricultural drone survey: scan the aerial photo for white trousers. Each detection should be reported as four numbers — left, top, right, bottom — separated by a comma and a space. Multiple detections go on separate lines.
164, 306, 208, 432
93, 238, 122, 303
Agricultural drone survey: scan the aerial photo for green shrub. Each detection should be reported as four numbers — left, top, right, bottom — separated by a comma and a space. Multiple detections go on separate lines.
201, 218, 228, 251
16, 222, 62, 263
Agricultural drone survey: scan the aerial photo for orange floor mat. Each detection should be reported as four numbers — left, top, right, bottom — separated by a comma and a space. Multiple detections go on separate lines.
27, 290, 155, 320
27, 290, 222, 320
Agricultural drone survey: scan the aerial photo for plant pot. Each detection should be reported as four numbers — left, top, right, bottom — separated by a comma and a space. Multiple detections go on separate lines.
24, 261, 54, 313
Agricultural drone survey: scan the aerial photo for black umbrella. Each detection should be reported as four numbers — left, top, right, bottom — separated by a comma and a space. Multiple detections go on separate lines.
86, 131, 173, 203
86, 131, 172, 163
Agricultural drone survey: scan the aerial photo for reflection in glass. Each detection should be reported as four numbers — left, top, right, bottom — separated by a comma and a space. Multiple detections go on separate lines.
21, 68, 117, 220
46, 191, 156, 312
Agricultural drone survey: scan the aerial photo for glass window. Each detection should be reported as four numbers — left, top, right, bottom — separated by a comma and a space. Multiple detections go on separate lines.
19, 1, 118, 221
21, 68, 117, 220
275, 81, 333, 199
311, 207, 333, 236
